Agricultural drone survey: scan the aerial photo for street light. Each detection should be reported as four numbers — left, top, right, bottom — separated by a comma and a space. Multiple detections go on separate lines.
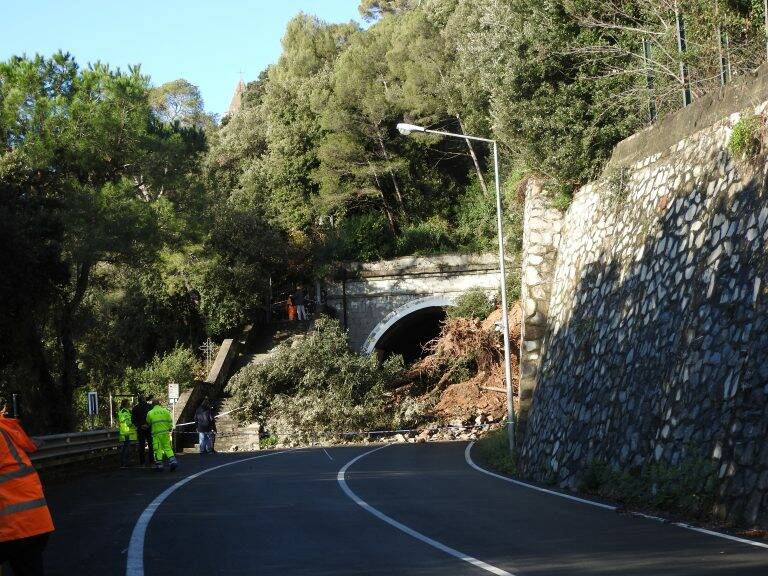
396, 122, 516, 454
396, 123, 426, 135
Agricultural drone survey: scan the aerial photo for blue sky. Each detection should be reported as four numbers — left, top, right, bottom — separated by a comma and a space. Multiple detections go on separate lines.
1, 1, 361, 116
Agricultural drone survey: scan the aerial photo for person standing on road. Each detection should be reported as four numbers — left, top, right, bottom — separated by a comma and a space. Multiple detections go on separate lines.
0, 397, 54, 576
117, 399, 137, 468
294, 287, 307, 321
146, 400, 177, 472
194, 399, 216, 454
131, 395, 154, 467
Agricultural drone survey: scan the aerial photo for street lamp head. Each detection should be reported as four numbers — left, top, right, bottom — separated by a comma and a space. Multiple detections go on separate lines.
396, 122, 426, 136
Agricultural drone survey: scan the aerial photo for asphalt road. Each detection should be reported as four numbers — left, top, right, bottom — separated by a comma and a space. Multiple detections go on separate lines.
41, 442, 768, 575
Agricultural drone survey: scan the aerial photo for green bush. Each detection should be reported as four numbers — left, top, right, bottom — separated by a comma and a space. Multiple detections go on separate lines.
319, 182, 526, 266
122, 345, 201, 402
266, 389, 391, 444
579, 460, 612, 493
227, 317, 404, 443
259, 435, 279, 449
474, 426, 516, 476
395, 216, 455, 256
391, 396, 435, 430
579, 458, 717, 517
729, 115, 763, 159
326, 213, 395, 262
550, 188, 573, 212
447, 288, 495, 320
603, 166, 631, 207
454, 184, 496, 252
504, 263, 522, 304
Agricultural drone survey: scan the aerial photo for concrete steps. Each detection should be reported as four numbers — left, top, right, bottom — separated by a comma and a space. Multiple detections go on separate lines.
204, 319, 313, 452
212, 397, 260, 452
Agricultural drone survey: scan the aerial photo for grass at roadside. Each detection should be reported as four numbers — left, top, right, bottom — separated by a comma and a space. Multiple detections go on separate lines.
473, 428, 767, 539
579, 459, 717, 518
474, 425, 516, 476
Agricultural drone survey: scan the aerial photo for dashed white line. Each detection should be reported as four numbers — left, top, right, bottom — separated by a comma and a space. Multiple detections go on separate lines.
126, 450, 290, 576
338, 444, 516, 576
464, 442, 768, 551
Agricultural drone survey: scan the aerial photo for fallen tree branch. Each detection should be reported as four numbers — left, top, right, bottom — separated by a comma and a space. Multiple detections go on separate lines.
480, 385, 507, 394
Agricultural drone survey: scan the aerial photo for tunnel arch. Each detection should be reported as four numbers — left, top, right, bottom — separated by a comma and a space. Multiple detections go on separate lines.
362, 296, 454, 358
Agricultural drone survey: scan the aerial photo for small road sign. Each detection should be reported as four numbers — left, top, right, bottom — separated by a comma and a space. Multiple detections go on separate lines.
87, 391, 99, 416
168, 381, 180, 403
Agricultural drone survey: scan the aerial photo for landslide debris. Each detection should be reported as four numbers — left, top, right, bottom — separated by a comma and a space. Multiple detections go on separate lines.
226, 304, 521, 448
400, 303, 522, 436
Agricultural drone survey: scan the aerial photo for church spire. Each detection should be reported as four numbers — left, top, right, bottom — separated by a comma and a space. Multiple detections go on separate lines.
227, 77, 246, 116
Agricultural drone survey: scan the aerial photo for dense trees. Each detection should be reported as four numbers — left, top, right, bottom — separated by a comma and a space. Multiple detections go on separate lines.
1, 55, 176, 429
210, 7, 499, 266
0, 54, 283, 430
213, 0, 768, 268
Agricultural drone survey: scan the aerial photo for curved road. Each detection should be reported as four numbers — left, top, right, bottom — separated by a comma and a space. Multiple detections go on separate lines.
43, 442, 767, 575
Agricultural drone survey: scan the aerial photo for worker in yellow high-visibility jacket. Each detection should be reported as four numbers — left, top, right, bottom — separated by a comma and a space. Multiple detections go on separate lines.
117, 399, 137, 468
146, 399, 177, 472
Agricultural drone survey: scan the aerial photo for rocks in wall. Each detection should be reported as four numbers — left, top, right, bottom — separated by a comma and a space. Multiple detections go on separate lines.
519, 181, 564, 428
520, 100, 768, 527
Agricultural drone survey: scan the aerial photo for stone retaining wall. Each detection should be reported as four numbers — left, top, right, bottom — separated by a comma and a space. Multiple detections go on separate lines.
520, 71, 768, 526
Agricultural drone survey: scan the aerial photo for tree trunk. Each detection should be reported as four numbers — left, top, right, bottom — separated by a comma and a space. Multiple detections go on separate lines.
58, 316, 78, 430
21, 318, 60, 433
57, 261, 91, 431
375, 130, 405, 215
456, 114, 489, 199
369, 161, 399, 235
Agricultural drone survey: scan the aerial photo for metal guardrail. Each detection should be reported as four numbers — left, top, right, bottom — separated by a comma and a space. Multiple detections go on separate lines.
30, 429, 120, 471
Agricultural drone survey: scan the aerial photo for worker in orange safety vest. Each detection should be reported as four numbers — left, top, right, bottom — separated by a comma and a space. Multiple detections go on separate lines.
0, 397, 54, 576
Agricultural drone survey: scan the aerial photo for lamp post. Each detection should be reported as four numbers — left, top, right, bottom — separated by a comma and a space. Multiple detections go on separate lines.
396, 122, 516, 454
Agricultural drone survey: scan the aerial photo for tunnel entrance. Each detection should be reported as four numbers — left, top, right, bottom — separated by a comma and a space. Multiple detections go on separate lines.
373, 306, 447, 363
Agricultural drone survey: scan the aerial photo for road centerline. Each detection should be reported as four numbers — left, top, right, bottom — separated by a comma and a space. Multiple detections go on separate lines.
337, 444, 516, 576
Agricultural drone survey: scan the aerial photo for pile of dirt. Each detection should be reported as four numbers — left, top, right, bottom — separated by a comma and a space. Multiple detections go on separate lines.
402, 303, 522, 425
433, 374, 506, 422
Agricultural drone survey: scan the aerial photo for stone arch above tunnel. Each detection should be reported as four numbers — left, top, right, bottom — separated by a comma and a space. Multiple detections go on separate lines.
362, 296, 454, 356
324, 253, 501, 353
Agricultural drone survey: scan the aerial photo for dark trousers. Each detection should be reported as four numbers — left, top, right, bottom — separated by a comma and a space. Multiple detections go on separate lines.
0, 533, 49, 576
120, 439, 132, 467
136, 427, 154, 464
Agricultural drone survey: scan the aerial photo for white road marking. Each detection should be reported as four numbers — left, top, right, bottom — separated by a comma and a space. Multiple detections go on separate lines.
323, 448, 334, 461
338, 444, 516, 576
465, 442, 768, 550
464, 443, 616, 510
126, 450, 290, 576
672, 523, 768, 549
